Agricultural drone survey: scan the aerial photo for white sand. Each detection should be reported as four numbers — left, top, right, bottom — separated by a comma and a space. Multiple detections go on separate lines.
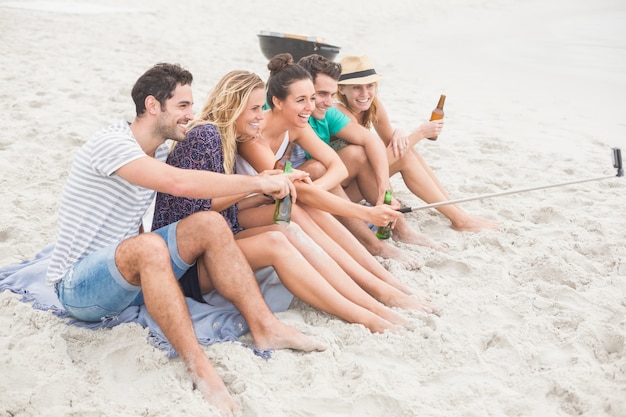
1, 0, 625, 416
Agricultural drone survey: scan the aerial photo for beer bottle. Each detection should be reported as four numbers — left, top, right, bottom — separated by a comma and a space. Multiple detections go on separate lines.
273, 161, 293, 225
427, 94, 446, 141
375, 189, 393, 239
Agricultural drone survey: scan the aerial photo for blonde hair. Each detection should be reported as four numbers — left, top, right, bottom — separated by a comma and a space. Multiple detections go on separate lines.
335, 83, 380, 130
186, 70, 265, 174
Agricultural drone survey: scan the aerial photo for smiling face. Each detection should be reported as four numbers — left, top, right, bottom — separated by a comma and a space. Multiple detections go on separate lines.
337, 82, 377, 114
234, 86, 265, 139
273, 78, 316, 128
155, 83, 194, 142
310, 73, 338, 120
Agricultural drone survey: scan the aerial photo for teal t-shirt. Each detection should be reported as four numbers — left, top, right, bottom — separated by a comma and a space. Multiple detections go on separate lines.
306, 106, 350, 159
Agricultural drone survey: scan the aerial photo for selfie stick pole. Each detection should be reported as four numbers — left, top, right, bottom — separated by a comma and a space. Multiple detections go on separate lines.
398, 147, 623, 214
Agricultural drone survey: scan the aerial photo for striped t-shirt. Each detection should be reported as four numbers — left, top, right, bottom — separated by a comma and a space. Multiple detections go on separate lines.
46, 120, 169, 285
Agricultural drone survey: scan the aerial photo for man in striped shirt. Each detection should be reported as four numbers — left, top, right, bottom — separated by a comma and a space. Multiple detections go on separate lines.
46, 63, 323, 414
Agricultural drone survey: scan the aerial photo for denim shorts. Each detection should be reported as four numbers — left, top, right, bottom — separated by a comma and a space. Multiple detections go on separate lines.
55, 221, 193, 322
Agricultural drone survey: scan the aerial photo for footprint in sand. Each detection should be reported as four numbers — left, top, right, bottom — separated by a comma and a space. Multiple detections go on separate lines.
546, 383, 587, 416
424, 258, 472, 276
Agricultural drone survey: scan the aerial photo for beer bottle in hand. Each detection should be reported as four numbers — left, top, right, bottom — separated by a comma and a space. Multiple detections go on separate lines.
375, 189, 393, 239
427, 94, 446, 141
273, 161, 293, 225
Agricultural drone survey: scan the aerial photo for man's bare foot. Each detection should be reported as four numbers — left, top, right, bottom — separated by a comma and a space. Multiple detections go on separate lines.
186, 352, 238, 416
252, 320, 326, 352
451, 214, 500, 232
195, 379, 238, 416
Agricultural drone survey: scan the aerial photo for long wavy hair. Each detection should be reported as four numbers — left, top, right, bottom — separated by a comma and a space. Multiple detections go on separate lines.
186, 70, 264, 174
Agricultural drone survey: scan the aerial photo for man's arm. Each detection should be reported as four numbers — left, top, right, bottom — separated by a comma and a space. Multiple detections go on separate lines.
291, 124, 348, 191
294, 182, 401, 227
116, 156, 307, 201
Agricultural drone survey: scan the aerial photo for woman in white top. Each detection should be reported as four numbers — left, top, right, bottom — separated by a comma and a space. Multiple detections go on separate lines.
237, 54, 434, 313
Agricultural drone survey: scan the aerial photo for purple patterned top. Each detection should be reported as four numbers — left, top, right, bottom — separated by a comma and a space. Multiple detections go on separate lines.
151, 124, 243, 234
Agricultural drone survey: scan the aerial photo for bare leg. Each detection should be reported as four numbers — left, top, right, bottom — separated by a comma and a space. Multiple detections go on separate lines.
297, 148, 425, 264
331, 186, 426, 268
389, 148, 499, 232
338, 145, 447, 252
299, 205, 432, 311
338, 164, 447, 250
175, 211, 326, 352
115, 232, 237, 415
238, 205, 433, 312
235, 231, 399, 332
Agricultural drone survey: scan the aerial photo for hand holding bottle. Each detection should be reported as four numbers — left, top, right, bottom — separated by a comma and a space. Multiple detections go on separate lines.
421, 119, 444, 140
427, 94, 446, 141
257, 167, 307, 200
376, 190, 396, 239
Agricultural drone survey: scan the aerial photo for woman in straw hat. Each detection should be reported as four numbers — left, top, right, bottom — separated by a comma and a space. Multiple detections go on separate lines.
335, 55, 499, 232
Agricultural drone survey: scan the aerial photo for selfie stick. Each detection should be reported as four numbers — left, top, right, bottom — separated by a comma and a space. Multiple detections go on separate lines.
398, 147, 623, 213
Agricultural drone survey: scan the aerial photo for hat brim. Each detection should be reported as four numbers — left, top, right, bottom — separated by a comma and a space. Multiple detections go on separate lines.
337, 73, 382, 85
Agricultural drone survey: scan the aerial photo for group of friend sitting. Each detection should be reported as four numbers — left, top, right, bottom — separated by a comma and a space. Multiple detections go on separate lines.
46, 53, 497, 414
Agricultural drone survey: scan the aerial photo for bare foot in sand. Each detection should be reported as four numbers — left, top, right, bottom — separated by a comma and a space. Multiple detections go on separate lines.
362, 314, 404, 333
383, 290, 435, 314
451, 214, 500, 232
185, 351, 239, 416
375, 243, 423, 270
252, 321, 326, 352
371, 305, 410, 328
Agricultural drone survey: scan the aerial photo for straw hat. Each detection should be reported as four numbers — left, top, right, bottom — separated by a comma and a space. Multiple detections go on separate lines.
338, 55, 383, 85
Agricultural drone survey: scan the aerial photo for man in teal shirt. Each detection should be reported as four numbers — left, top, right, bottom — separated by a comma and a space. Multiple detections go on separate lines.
297, 54, 444, 266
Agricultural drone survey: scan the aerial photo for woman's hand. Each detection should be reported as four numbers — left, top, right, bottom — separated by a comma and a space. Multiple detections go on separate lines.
366, 203, 402, 227
388, 129, 410, 158
258, 169, 309, 202
418, 120, 443, 141
290, 168, 314, 185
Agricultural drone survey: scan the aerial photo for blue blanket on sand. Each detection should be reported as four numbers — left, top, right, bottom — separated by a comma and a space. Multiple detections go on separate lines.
0, 243, 293, 359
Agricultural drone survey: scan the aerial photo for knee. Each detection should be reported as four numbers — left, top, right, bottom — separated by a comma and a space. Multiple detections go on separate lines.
188, 211, 231, 234
301, 160, 327, 180
130, 233, 170, 265
340, 144, 368, 166
262, 230, 290, 247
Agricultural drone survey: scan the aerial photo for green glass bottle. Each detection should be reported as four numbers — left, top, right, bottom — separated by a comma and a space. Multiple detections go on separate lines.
273, 161, 293, 225
375, 189, 393, 239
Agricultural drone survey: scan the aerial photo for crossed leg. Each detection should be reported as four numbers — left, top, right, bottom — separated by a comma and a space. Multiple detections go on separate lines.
115, 211, 324, 414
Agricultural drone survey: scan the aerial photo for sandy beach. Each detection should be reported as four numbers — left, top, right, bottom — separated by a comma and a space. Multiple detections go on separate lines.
1, 0, 625, 416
